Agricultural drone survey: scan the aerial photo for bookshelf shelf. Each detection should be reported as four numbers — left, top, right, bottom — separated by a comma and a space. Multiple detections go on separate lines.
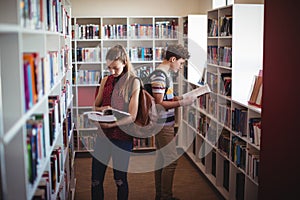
72, 16, 180, 151
178, 4, 263, 200
0, 0, 75, 199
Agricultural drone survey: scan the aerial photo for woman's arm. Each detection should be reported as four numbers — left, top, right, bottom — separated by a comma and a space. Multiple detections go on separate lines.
93, 76, 111, 112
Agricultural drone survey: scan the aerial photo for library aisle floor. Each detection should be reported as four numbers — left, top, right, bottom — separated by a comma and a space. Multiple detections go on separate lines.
74, 152, 224, 200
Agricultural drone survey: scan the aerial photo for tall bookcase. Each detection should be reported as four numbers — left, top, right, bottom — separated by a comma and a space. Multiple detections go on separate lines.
0, 0, 76, 199
176, 14, 207, 147
71, 16, 180, 152
178, 4, 263, 200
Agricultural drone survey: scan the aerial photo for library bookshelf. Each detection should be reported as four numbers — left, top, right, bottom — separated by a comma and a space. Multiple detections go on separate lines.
178, 4, 263, 200
176, 14, 207, 146
71, 16, 180, 152
0, 0, 76, 199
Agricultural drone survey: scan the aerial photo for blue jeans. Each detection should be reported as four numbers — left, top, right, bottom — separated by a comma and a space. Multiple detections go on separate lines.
91, 138, 133, 200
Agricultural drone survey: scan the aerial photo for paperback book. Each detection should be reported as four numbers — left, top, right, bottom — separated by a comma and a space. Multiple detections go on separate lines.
182, 84, 211, 100
83, 108, 130, 122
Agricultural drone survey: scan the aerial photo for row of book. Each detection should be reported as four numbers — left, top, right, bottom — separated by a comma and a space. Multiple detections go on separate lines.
208, 18, 218, 37
133, 137, 155, 149
74, 22, 179, 40
62, 109, 73, 148
249, 118, 261, 146
76, 114, 97, 129
232, 137, 247, 170
135, 65, 154, 79
75, 47, 101, 63
232, 108, 248, 137
247, 150, 259, 182
72, 23, 100, 39
128, 47, 154, 61
218, 47, 232, 67
207, 72, 218, 93
207, 94, 217, 118
27, 114, 47, 184
199, 126, 259, 181
218, 104, 231, 128
207, 15, 233, 37
102, 24, 127, 39
32, 146, 65, 200
76, 70, 101, 85
219, 15, 233, 37
20, 0, 70, 34
197, 102, 261, 148
201, 144, 257, 194
128, 24, 154, 39
154, 21, 179, 39
73, 46, 166, 63
206, 120, 218, 144
200, 143, 255, 194
220, 73, 232, 97
26, 92, 71, 185
205, 72, 232, 97
218, 129, 230, 157
23, 50, 69, 111
207, 46, 232, 67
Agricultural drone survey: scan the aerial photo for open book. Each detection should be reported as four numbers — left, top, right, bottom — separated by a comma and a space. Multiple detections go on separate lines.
182, 84, 211, 100
83, 108, 130, 122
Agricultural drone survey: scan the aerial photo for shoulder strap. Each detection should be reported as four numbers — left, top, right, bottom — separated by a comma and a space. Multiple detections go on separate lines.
128, 76, 142, 101
149, 69, 170, 88
147, 69, 171, 100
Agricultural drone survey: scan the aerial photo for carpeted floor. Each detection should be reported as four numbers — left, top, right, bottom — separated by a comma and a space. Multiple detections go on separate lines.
74, 153, 224, 200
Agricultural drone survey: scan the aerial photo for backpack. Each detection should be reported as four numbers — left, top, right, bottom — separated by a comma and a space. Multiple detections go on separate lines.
127, 76, 165, 138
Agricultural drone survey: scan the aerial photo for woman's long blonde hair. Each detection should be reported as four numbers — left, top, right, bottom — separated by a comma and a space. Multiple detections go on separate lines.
105, 44, 136, 102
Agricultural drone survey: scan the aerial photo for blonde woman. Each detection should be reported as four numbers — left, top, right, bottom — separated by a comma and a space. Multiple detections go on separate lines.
92, 44, 140, 200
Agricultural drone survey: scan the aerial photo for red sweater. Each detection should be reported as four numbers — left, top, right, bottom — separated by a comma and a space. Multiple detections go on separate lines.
101, 75, 132, 141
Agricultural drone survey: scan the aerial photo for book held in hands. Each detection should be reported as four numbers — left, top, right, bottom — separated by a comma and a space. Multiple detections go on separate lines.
182, 84, 211, 100
83, 108, 130, 122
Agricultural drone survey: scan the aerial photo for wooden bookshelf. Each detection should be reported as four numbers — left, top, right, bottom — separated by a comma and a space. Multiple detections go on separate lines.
0, 0, 76, 199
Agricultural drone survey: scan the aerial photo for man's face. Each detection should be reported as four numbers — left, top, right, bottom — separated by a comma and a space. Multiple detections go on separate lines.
170, 57, 186, 73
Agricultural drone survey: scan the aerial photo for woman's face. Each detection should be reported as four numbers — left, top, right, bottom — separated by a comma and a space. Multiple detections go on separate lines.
106, 59, 125, 77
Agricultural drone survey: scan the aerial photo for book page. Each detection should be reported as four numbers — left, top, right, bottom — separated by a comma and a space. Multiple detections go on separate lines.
83, 109, 130, 122
182, 84, 211, 99
108, 108, 130, 116
83, 111, 117, 122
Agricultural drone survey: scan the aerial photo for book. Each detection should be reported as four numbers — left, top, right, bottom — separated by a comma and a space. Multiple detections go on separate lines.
255, 83, 263, 106
182, 84, 211, 100
248, 70, 263, 107
83, 108, 130, 122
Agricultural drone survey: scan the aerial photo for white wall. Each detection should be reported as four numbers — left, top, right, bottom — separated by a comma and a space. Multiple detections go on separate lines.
70, 0, 212, 17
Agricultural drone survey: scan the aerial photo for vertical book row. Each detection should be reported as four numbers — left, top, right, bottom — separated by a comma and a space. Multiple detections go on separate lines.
0, 0, 76, 199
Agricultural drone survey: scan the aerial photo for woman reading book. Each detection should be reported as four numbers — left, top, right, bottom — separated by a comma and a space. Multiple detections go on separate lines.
91, 44, 140, 200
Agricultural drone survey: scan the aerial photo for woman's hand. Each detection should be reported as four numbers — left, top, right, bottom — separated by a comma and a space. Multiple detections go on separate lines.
98, 122, 115, 129
93, 105, 112, 112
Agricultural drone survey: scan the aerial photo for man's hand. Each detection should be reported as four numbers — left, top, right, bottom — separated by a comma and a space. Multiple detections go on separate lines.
179, 96, 195, 106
